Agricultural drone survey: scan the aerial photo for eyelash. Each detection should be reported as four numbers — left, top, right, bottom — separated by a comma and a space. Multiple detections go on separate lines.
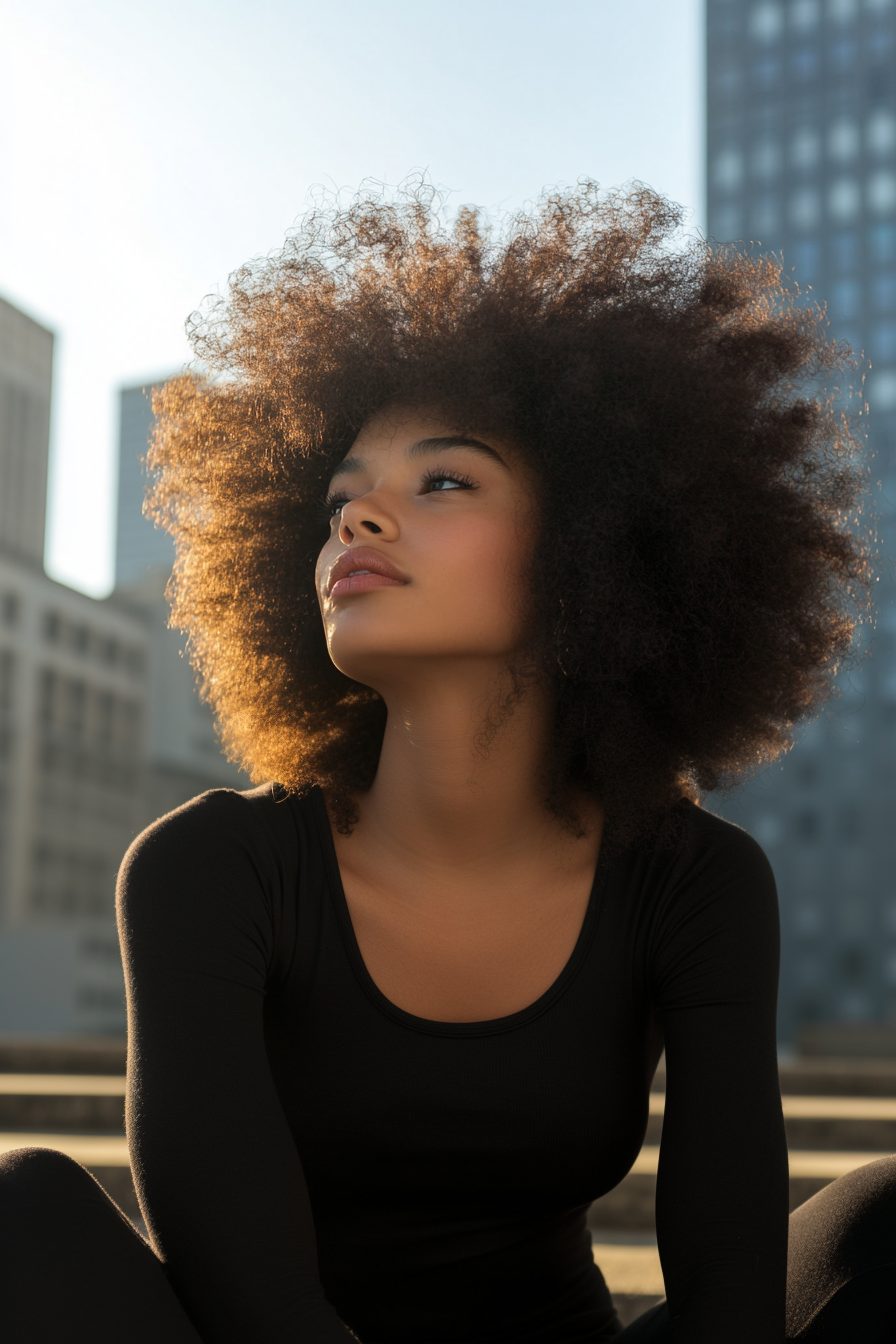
319, 467, 478, 521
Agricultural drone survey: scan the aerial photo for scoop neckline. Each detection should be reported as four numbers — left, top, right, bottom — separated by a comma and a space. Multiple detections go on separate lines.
307, 784, 612, 1038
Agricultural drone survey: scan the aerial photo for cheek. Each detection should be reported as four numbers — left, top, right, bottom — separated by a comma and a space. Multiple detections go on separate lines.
431, 516, 529, 617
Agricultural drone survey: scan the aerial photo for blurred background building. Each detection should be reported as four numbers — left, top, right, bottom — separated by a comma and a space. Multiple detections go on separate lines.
703, 0, 896, 1052
0, 300, 247, 1037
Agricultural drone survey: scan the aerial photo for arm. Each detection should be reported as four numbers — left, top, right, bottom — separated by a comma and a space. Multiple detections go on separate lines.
117, 789, 359, 1344
651, 816, 789, 1342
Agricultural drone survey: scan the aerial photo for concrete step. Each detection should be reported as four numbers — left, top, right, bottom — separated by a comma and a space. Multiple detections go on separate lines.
0, 1123, 891, 1235
643, 1091, 896, 1151
3, 1039, 895, 1094
591, 1241, 664, 1327
0, 1036, 126, 1075
3, 1074, 894, 1146
0, 1048, 892, 1249
0, 1074, 125, 1130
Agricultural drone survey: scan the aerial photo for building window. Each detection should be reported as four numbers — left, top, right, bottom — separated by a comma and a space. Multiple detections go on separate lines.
37, 668, 56, 727
63, 679, 86, 736
868, 108, 896, 155
869, 368, 896, 410
754, 815, 781, 852
794, 903, 824, 936
836, 324, 864, 353
872, 318, 896, 359
96, 690, 115, 744
871, 223, 896, 262
42, 611, 60, 643
831, 230, 859, 271
125, 646, 145, 677
829, 117, 860, 161
118, 699, 142, 750
713, 148, 743, 191
828, 0, 859, 22
794, 810, 821, 841
868, 26, 894, 57
754, 195, 780, 234
713, 9, 741, 38
792, 126, 820, 168
713, 67, 742, 96
828, 177, 861, 220
0, 649, 14, 713
753, 140, 781, 179
1, 593, 19, 628
754, 58, 782, 88
70, 624, 89, 655
792, 47, 820, 79
792, 0, 820, 26
829, 40, 858, 72
98, 636, 118, 667
710, 206, 742, 241
872, 272, 896, 309
793, 239, 822, 282
839, 945, 867, 983
869, 171, 896, 214
791, 187, 821, 228
831, 278, 862, 318
750, 3, 783, 40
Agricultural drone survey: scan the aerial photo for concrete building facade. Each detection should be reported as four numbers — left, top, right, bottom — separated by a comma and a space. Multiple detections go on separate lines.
0, 557, 149, 1034
704, 0, 896, 1047
0, 306, 248, 1036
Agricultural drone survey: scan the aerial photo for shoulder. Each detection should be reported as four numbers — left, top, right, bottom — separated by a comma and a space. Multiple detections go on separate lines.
116, 783, 308, 932
121, 781, 297, 870
674, 798, 776, 890
644, 799, 780, 997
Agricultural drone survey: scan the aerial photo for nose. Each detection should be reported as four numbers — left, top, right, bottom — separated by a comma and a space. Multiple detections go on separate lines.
339, 513, 382, 540
337, 491, 396, 543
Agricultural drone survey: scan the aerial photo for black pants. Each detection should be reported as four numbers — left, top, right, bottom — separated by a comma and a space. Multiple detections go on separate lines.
1, 1148, 894, 1343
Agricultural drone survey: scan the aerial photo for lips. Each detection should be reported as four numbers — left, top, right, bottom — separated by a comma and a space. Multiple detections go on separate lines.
327, 546, 409, 595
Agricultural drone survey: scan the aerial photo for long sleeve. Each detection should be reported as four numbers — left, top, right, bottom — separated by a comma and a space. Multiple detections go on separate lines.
116, 788, 359, 1344
650, 817, 789, 1343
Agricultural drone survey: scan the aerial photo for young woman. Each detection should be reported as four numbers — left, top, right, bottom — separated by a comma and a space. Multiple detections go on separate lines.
1, 181, 894, 1343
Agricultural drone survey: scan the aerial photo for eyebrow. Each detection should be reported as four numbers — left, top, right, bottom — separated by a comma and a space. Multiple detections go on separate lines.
329, 435, 509, 480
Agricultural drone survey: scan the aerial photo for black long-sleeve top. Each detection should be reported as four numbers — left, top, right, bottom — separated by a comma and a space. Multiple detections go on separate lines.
116, 783, 789, 1344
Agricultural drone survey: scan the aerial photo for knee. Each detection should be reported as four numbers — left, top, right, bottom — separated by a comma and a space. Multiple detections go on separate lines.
790, 1154, 896, 1275
0, 1147, 96, 1206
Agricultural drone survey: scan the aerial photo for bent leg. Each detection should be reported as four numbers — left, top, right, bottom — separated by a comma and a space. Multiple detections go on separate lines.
612, 1154, 896, 1342
0, 1147, 204, 1344
786, 1153, 896, 1342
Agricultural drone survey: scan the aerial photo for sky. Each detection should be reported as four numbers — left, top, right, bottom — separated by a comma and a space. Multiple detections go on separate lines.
0, 0, 703, 598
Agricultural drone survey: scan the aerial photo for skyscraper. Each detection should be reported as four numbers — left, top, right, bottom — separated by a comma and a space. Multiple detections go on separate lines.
115, 381, 176, 588
0, 296, 53, 569
705, 0, 896, 1048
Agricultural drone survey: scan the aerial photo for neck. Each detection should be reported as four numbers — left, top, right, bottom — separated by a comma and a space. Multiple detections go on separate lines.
343, 662, 593, 877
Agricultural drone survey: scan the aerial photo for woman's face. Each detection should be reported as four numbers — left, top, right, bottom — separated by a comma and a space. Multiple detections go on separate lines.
315, 406, 539, 689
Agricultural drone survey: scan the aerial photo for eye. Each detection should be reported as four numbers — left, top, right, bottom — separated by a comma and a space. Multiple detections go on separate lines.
319, 467, 477, 523
419, 467, 477, 494
321, 490, 350, 520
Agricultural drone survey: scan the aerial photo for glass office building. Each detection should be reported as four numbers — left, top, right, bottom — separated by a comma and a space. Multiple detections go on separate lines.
704, 0, 896, 1047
